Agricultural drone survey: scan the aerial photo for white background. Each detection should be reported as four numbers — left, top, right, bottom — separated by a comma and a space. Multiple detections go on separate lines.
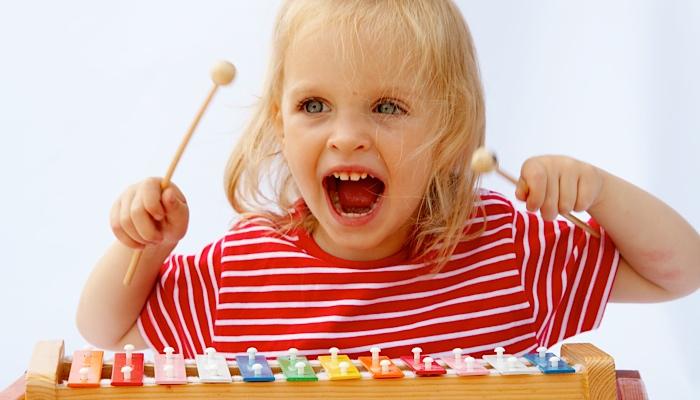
0, 1, 698, 398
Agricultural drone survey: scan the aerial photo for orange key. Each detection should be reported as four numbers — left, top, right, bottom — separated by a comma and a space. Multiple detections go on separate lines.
67, 350, 104, 388
358, 356, 404, 378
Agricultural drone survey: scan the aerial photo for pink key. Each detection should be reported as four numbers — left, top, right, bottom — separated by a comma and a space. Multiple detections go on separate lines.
154, 347, 187, 385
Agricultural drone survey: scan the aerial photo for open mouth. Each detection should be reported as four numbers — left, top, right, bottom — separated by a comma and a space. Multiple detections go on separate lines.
323, 171, 385, 218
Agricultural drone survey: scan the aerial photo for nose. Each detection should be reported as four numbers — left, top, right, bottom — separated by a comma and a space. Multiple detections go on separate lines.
327, 112, 372, 154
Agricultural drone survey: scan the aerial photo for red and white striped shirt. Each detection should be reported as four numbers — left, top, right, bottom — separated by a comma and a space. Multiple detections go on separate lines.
138, 190, 619, 360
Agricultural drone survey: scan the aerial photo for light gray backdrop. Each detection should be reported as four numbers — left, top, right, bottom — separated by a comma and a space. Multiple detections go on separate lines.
0, 1, 698, 398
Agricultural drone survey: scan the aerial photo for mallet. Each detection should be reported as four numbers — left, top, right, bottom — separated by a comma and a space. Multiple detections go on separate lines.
122, 61, 237, 286
471, 147, 600, 238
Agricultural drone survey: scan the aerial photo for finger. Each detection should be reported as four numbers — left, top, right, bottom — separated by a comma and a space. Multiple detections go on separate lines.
141, 179, 166, 222
110, 197, 144, 249
540, 168, 559, 221
515, 178, 529, 202
558, 170, 578, 215
113, 223, 145, 249
130, 191, 164, 243
120, 190, 151, 245
162, 186, 188, 222
521, 160, 547, 213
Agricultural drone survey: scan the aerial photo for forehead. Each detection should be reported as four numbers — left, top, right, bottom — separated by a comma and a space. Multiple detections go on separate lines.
283, 24, 426, 96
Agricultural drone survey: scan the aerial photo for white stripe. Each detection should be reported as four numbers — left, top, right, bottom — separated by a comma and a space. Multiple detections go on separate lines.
537, 221, 561, 339
219, 253, 515, 293
209, 238, 221, 314
218, 276, 520, 310
531, 214, 546, 326
413, 222, 512, 251
520, 211, 531, 289
479, 222, 513, 238
221, 236, 512, 278
184, 254, 207, 354
214, 316, 534, 345
222, 236, 299, 249
449, 237, 513, 262
215, 305, 532, 342
222, 251, 317, 263
160, 255, 174, 288
139, 302, 165, 352
594, 245, 619, 329
196, 243, 214, 347
216, 301, 530, 326
155, 280, 183, 356
544, 224, 574, 346
576, 234, 605, 334
465, 212, 512, 227
229, 225, 275, 234
171, 257, 196, 358
474, 198, 512, 207
221, 264, 428, 278
557, 235, 590, 343
227, 224, 298, 241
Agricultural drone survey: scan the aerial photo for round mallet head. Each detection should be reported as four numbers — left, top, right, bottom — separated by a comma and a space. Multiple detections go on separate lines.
470, 147, 498, 173
211, 61, 237, 86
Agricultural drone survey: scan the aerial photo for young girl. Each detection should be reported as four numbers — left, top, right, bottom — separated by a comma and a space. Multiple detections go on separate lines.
77, 0, 699, 360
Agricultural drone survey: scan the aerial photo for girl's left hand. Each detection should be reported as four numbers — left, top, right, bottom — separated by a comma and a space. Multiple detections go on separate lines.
515, 155, 605, 221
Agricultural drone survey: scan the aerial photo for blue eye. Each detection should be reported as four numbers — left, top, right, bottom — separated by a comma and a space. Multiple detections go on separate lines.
374, 100, 405, 115
300, 99, 327, 113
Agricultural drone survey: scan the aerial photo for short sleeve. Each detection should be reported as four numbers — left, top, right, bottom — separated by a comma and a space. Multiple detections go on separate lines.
137, 236, 224, 358
512, 208, 620, 348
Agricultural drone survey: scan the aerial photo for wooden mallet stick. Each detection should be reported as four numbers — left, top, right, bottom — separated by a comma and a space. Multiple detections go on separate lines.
470, 147, 600, 238
123, 61, 237, 286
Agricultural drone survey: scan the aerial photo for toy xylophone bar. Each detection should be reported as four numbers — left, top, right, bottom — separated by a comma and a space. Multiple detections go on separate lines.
24, 340, 617, 400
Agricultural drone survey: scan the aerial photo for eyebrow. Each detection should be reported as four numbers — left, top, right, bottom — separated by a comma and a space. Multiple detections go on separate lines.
285, 82, 416, 99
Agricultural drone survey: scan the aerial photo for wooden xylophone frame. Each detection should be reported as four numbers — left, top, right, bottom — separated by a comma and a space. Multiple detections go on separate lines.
24, 340, 617, 400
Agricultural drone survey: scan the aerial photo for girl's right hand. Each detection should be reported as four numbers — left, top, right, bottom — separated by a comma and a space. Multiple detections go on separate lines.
110, 178, 189, 249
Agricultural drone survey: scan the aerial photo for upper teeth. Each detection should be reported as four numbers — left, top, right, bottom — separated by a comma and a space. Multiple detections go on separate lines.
333, 172, 371, 181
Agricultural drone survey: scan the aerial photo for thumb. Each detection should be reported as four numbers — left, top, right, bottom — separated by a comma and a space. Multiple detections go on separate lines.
515, 177, 529, 202
162, 186, 187, 216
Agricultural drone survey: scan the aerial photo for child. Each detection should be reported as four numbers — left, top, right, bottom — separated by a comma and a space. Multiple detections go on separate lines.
76, 0, 699, 360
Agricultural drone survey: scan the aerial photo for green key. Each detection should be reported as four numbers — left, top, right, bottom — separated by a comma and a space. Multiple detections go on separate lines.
277, 354, 318, 381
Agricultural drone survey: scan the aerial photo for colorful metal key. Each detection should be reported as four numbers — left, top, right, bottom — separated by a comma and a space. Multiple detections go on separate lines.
154, 346, 187, 385
523, 346, 575, 374
440, 348, 490, 376
195, 347, 232, 383
111, 344, 144, 386
67, 349, 104, 388
400, 347, 446, 376
236, 347, 275, 382
482, 347, 539, 375
358, 347, 403, 379
318, 347, 361, 380
278, 348, 317, 382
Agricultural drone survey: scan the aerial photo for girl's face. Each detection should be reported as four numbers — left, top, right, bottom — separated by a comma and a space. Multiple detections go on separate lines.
279, 31, 439, 261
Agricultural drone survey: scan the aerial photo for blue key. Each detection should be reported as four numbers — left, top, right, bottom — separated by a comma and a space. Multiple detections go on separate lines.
236, 347, 275, 382
540, 356, 575, 374
524, 347, 575, 374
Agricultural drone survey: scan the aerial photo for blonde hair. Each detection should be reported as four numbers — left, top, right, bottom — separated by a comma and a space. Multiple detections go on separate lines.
225, 0, 485, 271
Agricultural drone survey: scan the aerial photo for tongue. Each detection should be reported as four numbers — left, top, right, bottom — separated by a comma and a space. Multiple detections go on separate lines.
337, 178, 383, 210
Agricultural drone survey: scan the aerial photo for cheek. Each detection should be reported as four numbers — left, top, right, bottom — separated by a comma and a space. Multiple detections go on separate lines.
281, 134, 320, 194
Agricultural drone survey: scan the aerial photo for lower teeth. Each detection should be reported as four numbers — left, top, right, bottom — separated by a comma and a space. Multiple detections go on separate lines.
331, 192, 377, 218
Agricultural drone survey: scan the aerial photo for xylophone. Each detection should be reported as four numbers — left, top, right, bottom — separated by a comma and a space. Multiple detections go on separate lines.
20, 340, 624, 400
